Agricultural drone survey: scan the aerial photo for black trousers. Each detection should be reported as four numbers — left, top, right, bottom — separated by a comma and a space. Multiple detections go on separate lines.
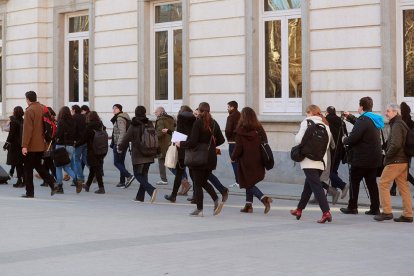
192, 169, 218, 210
24, 152, 54, 196
298, 169, 330, 213
86, 165, 104, 189
348, 166, 380, 211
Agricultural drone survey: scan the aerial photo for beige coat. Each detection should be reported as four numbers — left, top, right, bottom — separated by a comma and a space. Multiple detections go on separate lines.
22, 102, 47, 152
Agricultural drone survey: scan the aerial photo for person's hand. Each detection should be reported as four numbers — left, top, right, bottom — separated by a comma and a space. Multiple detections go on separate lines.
162, 128, 168, 134
342, 111, 350, 118
22, 147, 28, 156
175, 141, 181, 148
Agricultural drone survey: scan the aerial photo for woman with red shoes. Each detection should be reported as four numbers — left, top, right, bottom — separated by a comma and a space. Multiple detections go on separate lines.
290, 105, 333, 223
231, 107, 272, 214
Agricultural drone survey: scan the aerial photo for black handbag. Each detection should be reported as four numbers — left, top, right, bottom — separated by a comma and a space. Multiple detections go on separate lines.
184, 124, 215, 167
290, 144, 305, 163
52, 147, 70, 167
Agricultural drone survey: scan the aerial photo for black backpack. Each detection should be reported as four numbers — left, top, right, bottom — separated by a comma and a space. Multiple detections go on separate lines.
93, 128, 109, 156
403, 123, 414, 157
139, 123, 159, 157
300, 120, 329, 165
41, 105, 56, 143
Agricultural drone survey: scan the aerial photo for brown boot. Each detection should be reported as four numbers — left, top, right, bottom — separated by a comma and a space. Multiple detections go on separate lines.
261, 196, 273, 214
178, 179, 191, 196
240, 203, 253, 213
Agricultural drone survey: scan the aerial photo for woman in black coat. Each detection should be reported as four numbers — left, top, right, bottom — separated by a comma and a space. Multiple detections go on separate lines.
231, 107, 272, 214
176, 102, 225, 216
5, 106, 24, 187
81, 111, 106, 194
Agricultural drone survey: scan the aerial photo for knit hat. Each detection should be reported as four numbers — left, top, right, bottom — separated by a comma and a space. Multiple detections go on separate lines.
135, 106, 146, 117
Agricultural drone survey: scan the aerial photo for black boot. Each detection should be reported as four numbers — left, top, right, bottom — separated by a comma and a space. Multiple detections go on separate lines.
56, 184, 64, 194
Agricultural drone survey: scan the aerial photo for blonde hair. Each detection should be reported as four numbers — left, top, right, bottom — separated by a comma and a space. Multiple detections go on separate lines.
306, 105, 329, 125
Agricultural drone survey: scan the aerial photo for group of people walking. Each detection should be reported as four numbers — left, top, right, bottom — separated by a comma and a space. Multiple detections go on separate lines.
2, 91, 413, 223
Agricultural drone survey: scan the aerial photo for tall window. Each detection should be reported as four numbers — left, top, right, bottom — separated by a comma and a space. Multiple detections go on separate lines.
65, 14, 89, 105
403, 9, 414, 98
152, 2, 182, 112
261, 0, 302, 113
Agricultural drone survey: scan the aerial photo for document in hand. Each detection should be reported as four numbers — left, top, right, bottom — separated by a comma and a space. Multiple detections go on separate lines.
171, 131, 188, 142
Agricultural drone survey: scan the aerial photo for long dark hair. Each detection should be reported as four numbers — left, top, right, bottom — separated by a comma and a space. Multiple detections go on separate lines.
237, 107, 262, 131
198, 102, 212, 130
57, 106, 72, 122
401, 102, 412, 124
13, 106, 24, 119
87, 111, 100, 123
179, 105, 192, 114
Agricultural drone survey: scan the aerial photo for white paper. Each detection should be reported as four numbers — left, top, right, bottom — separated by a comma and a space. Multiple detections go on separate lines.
171, 131, 188, 142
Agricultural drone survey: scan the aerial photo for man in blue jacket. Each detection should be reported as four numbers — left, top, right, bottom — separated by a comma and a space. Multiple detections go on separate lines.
340, 97, 383, 215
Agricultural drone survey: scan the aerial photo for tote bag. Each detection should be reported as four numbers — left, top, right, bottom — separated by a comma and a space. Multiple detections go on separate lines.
164, 144, 178, 169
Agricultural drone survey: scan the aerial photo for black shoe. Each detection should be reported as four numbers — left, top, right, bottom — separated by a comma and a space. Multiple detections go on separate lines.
94, 188, 106, 194
55, 184, 64, 194
365, 209, 380, 215
340, 207, 358, 214
374, 212, 393, 221
116, 183, 126, 188
164, 194, 176, 203
125, 175, 135, 188
190, 199, 197, 204
393, 216, 413, 223
390, 190, 396, 196
187, 197, 193, 202
21, 194, 34, 198
40, 182, 48, 187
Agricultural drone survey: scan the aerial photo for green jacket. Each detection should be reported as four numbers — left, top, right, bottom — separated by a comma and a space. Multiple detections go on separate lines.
155, 113, 175, 157
384, 115, 409, 166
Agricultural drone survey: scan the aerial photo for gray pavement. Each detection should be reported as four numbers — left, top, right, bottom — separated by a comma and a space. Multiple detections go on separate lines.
0, 168, 413, 275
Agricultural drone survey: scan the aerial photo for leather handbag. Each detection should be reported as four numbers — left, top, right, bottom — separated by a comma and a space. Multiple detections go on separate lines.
290, 144, 305, 163
164, 144, 178, 169
52, 147, 70, 167
184, 124, 215, 167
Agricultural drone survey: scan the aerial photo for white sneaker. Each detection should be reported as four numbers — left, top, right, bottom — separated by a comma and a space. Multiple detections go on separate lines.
229, 182, 239, 188
156, 180, 168, 185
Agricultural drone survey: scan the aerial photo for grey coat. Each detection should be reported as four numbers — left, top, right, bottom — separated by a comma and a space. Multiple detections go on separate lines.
111, 112, 131, 146
118, 116, 154, 165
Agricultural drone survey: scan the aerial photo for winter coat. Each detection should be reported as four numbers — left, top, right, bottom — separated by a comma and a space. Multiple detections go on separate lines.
22, 101, 47, 152
118, 116, 155, 165
168, 111, 196, 167
295, 116, 332, 171
111, 112, 131, 146
6, 116, 24, 166
231, 126, 267, 189
225, 109, 241, 143
73, 113, 87, 146
180, 118, 225, 171
326, 113, 347, 159
343, 112, 383, 168
55, 117, 76, 146
155, 113, 175, 157
81, 120, 106, 167
384, 115, 409, 166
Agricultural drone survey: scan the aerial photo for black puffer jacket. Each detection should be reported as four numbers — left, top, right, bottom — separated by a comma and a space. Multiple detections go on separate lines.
326, 113, 347, 158
384, 116, 409, 166
81, 120, 106, 167
73, 113, 87, 146
343, 114, 382, 168
55, 117, 76, 146
180, 118, 225, 170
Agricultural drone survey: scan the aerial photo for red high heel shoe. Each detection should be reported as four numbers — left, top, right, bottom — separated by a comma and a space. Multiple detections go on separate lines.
317, 211, 332, 223
290, 208, 302, 220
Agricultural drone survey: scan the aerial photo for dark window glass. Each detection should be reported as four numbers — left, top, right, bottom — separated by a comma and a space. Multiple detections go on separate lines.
83, 39, 89, 102
288, 18, 302, 98
69, 40, 79, 102
265, 20, 282, 98
404, 9, 414, 97
155, 3, 182, 23
69, 15, 89, 33
174, 29, 182, 100
155, 31, 168, 100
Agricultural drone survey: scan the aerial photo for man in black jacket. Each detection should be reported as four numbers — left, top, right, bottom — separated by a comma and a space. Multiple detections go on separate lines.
225, 101, 241, 188
340, 97, 383, 215
325, 106, 349, 199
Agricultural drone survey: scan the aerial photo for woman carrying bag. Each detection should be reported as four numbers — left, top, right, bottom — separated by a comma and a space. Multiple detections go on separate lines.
176, 102, 225, 216
231, 107, 273, 214
54, 106, 81, 194
290, 105, 333, 223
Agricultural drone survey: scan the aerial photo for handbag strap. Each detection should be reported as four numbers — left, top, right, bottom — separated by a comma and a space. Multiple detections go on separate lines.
207, 122, 216, 149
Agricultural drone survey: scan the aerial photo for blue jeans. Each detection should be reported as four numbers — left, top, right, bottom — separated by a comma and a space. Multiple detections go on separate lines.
72, 144, 87, 181
113, 146, 131, 184
246, 186, 264, 203
329, 152, 346, 190
208, 173, 227, 194
55, 145, 77, 185
229, 143, 238, 183
133, 163, 156, 201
